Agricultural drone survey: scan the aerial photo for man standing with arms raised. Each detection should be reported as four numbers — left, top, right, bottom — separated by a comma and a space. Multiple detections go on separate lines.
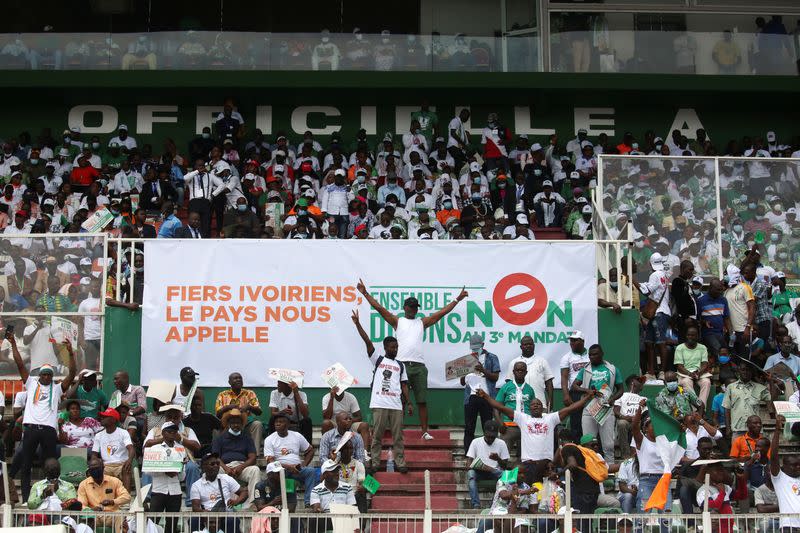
357, 279, 468, 440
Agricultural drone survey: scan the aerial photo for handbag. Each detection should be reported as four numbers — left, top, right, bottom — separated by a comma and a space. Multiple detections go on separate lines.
210, 478, 227, 511
641, 281, 667, 321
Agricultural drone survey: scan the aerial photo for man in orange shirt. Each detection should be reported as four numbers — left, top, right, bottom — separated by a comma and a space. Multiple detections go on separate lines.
730, 415, 766, 459
436, 195, 461, 227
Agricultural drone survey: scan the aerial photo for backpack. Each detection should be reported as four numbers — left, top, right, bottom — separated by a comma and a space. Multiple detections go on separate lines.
562, 443, 609, 483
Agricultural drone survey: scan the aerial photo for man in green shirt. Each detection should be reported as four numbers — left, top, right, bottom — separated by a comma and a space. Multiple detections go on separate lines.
675, 326, 711, 406
722, 365, 771, 438
772, 271, 800, 321
411, 102, 439, 149
570, 344, 623, 463
102, 142, 127, 172
71, 370, 108, 419
494, 361, 535, 461
655, 370, 703, 419
27, 458, 79, 510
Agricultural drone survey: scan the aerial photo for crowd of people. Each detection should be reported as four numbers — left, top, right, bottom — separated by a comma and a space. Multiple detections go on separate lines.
0, 31, 499, 72
0, 245, 799, 531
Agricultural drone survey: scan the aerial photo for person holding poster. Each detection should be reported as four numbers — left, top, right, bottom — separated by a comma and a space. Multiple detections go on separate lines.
357, 279, 468, 440
147, 423, 187, 533
460, 333, 500, 453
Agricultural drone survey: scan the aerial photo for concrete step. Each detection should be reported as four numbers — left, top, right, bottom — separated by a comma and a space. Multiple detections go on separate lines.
378, 449, 453, 469
373, 471, 457, 484
371, 494, 459, 512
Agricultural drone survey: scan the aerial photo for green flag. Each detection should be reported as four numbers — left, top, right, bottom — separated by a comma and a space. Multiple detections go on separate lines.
500, 467, 518, 484
363, 475, 381, 494
643, 399, 687, 510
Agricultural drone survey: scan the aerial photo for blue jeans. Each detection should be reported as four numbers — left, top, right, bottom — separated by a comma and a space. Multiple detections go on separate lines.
288, 466, 320, 505
638, 473, 671, 533
618, 491, 636, 513
467, 468, 501, 508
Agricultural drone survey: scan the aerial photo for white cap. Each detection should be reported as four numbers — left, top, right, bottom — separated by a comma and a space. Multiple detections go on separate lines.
516, 213, 529, 225
118, 124, 128, 131
158, 404, 185, 413
469, 162, 481, 173
649, 252, 664, 270
494, 208, 505, 220
413, 165, 424, 173
570, 171, 580, 179
303, 189, 316, 198
70, 126, 81, 133
575, 196, 588, 204
274, 164, 285, 174
321, 459, 339, 473
334, 168, 346, 176
580, 140, 593, 148
581, 205, 593, 214
266, 462, 284, 474
692, 276, 704, 285
79, 369, 99, 377
274, 149, 286, 157
43, 198, 56, 207
531, 143, 543, 152
773, 271, 786, 279
79, 257, 92, 266
80, 277, 91, 286
542, 180, 553, 187
569, 330, 585, 340
214, 161, 231, 174
767, 131, 776, 142
670, 166, 681, 173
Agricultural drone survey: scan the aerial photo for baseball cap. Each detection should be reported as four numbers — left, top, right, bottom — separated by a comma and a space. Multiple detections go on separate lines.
201, 452, 220, 463
530, 143, 543, 152
483, 420, 500, 437
273, 164, 285, 174
568, 331, 585, 340
274, 149, 286, 157
581, 205, 593, 214
404, 297, 420, 308
469, 162, 481, 173
321, 459, 339, 473
773, 271, 786, 279
158, 404, 185, 413
38, 364, 55, 375
649, 252, 665, 270
334, 168, 346, 176
118, 124, 128, 131
180, 366, 198, 379
266, 462, 284, 474
767, 131, 776, 142
469, 333, 484, 351
99, 407, 120, 421
577, 128, 588, 134
516, 213, 529, 225
161, 422, 179, 432
692, 276, 704, 285
542, 180, 553, 187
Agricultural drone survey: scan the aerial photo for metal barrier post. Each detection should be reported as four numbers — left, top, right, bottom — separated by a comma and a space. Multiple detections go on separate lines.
1, 461, 9, 509
564, 469, 573, 533
714, 157, 724, 279
702, 472, 712, 533
136, 510, 146, 533
423, 509, 433, 533
424, 469, 431, 510
278, 467, 291, 533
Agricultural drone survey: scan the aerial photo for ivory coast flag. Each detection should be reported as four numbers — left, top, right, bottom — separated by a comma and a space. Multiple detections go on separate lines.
643, 399, 687, 511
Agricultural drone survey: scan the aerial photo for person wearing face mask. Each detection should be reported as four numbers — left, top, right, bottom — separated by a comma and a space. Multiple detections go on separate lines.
145, 423, 188, 530
343, 28, 371, 67
321, 168, 354, 238
77, 456, 131, 514
772, 272, 800, 325
635, 253, 673, 380
377, 174, 406, 207
189, 127, 215, 162
373, 29, 397, 71
744, 204, 772, 234
654, 370, 704, 419
310, 28, 342, 71
597, 267, 633, 313
222, 197, 260, 238
402, 119, 428, 161
210, 409, 260, 509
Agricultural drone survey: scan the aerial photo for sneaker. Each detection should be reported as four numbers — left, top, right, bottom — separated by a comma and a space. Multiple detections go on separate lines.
422, 431, 434, 440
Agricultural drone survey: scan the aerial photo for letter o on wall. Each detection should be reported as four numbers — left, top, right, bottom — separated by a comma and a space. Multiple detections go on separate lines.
67, 105, 119, 134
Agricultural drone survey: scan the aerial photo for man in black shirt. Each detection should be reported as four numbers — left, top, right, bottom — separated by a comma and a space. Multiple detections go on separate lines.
184, 395, 221, 457
212, 408, 259, 509
560, 443, 601, 532
671, 260, 698, 341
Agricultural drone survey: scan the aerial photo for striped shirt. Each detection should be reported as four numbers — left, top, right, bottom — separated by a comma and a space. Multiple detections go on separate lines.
309, 481, 356, 511
697, 295, 730, 336
750, 278, 772, 324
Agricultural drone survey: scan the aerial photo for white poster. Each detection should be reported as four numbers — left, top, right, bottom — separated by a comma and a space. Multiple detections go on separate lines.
141, 240, 597, 388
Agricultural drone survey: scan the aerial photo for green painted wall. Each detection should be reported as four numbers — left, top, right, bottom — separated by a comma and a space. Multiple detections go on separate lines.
102, 306, 640, 425
2, 72, 799, 155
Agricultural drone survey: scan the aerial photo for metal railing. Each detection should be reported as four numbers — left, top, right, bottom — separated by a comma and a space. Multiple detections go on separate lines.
598, 154, 800, 285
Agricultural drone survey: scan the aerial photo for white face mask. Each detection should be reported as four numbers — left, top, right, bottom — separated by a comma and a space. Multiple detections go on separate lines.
355, 34, 363, 41
322, 37, 330, 43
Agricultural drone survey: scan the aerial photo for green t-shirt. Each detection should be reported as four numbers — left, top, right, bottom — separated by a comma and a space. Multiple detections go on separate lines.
410, 110, 439, 146
773, 288, 800, 318
76, 386, 109, 418
102, 153, 127, 171
574, 362, 622, 391
674, 343, 708, 373
495, 380, 535, 423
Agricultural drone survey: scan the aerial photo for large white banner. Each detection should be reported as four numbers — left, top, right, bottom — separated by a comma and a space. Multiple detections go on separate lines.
141, 240, 597, 388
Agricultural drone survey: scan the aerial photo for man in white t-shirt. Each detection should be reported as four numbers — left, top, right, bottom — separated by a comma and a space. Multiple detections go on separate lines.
9, 332, 76, 501
263, 413, 318, 505
78, 277, 102, 370
478, 388, 592, 478
466, 420, 510, 509
357, 279, 467, 440
447, 109, 471, 172
189, 452, 247, 533
770, 415, 800, 528
635, 252, 672, 379
352, 309, 410, 473
92, 407, 134, 488
320, 387, 370, 453
559, 330, 590, 439
504, 335, 555, 411
613, 375, 647, 458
